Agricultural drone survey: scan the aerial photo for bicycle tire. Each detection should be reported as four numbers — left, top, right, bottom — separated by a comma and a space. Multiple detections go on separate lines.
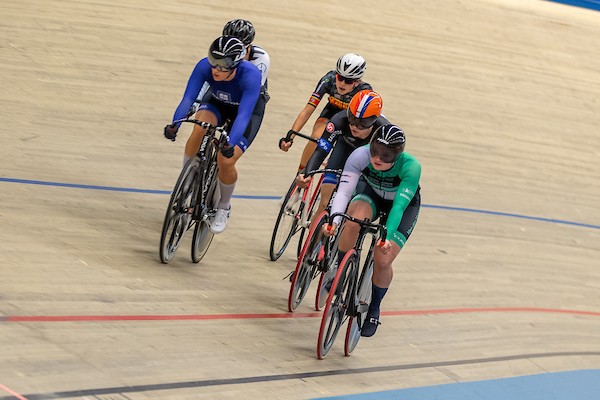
269, 181, 301, 261
288, 210, 329, 312
315, 223, 343, 311
159, 158, 200, 264
191, 166, 219, 263
344, 250, 374, 356
316, 250, 357, 359
296, 175, 323, 259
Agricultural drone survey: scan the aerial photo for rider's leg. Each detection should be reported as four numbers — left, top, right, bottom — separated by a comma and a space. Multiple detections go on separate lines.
184, 110, 218, 166
216, 147, 243, 208
371, 243, 401, 306
361, 243, 401, 337
337, 200, 373, 262
314, 182, 334, 220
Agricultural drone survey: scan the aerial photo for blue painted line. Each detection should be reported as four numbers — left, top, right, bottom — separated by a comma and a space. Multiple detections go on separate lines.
422, 204, 600, 230
313, 369, 600, 400
0, 177, 277, 199
1, 176, 599, 229
548, 0, 600, 12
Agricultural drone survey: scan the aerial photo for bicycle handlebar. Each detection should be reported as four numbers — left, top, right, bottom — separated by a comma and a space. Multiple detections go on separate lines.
328, 212, 388, 243
286, 130, 318, 144
303, 168, 343, 179
172, 118, 230, 143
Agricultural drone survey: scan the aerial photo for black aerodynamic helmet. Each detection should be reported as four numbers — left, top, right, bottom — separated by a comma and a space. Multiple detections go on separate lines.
369, 124, 406, 163
207, 35, 247, 71
222, 19, 255, 46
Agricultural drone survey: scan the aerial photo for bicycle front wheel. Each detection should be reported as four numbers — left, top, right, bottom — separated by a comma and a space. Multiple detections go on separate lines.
296, 174, 323, 258
288, 211, 329, 312
159, 158, 199, 264
317, 250, 357, 359
191, 165, 219, 263
345, 250, 374, 356
315, 223, 343, 311
269, 181, 301, 261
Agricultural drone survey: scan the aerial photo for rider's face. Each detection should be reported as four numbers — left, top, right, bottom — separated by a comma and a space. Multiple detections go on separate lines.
335, 74, 359, 94
211, 67, 235, 81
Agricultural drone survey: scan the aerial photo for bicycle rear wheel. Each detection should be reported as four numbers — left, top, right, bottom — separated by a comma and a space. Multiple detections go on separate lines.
288, 211, 329, 312
159, 158, 199, 264
316, 250, 357, 359
344, 250, 374, 356
269, 181, 301, 261
191, 168, 219, 263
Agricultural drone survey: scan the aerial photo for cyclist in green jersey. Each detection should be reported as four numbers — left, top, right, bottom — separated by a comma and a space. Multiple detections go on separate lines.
324, 124, 421, 337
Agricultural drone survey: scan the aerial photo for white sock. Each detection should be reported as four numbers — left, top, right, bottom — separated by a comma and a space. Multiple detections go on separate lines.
218, 179, 236, 210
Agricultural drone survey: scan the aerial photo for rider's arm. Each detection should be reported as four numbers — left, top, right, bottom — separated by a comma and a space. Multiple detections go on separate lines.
290, 72, 333, 132
228, 64, 262, 146
384, 156, 421, 237
329, 147, 371, 225
291, 103, 317, 132
303, 115, 344, 173
172, 59, 211, 127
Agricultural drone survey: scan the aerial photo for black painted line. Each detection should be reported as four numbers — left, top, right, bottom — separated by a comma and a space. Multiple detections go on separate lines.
5, 351, 600, 400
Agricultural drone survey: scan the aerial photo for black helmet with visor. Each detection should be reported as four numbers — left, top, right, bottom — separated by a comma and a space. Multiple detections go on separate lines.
207, 35, 247, 71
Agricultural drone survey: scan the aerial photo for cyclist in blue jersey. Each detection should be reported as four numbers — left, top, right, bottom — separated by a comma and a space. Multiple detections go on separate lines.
195, 20, 270, 133
164, 35, 262, 234
324, 124, 421, 337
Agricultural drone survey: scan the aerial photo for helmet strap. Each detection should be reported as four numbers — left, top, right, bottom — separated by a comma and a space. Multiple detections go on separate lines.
225, 68, 237, 80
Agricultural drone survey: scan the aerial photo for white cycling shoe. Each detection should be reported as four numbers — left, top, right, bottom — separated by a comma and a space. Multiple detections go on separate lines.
210, 207, 230, 234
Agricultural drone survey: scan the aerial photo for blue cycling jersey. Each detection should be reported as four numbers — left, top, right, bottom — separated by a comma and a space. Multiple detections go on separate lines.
171, 58, 261, 146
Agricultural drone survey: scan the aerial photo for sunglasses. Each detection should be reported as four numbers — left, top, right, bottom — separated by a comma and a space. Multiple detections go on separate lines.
347, 113, 377, 130
207, 54, 235, 72
210, 64, 232, 72
336, 73, 356, 85
369, 141, 400, 163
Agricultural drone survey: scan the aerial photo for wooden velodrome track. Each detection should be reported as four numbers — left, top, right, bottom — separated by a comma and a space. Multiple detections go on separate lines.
1, 0, 599, 399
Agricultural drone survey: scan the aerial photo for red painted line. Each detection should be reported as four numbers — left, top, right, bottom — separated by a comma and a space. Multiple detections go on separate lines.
3, 307, 600, 323
0, 383, 29, 400
383, 307, 600, 317
5, 312, 321, 322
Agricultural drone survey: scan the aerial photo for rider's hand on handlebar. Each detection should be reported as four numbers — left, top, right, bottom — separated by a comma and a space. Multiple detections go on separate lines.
295, 173, 311, 189
323, 223, 337, 237
163, 124, 178, 141
220, 142, 235, 158
278, 130, 295, 152
377, 239, 392, 254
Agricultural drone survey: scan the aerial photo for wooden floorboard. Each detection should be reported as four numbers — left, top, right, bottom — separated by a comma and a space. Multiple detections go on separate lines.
1, 0, 599, 399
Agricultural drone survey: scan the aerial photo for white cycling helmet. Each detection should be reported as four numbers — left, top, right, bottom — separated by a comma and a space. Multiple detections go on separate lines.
336, 53, 367, 79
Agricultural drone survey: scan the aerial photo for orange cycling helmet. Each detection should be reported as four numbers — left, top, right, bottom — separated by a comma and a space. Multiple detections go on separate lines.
347, 90, 383, 129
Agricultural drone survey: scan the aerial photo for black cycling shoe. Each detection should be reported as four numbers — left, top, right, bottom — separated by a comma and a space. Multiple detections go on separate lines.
361, 310, 381, 337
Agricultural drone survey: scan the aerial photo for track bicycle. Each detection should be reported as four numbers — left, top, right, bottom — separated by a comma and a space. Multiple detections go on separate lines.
159, 118, 230, 264
269, 130, 323, 261
316, 212, 387, 359
287, 168, 343, 312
